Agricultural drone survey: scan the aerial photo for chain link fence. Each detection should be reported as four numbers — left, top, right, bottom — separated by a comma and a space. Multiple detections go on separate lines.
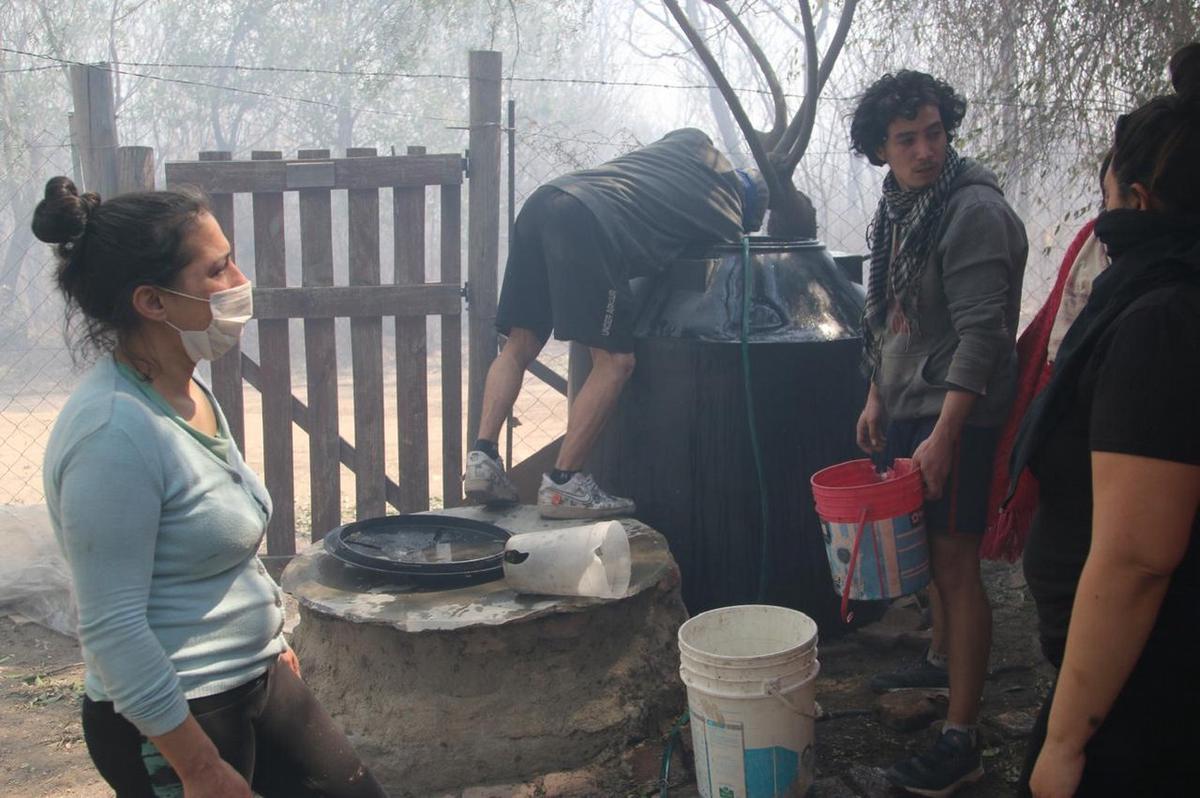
0, 132, 77, 505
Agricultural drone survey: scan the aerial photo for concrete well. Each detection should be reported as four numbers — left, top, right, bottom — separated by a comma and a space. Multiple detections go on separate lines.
282, 505, 689, 797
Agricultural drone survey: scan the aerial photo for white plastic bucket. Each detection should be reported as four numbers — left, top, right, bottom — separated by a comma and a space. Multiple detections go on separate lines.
502, 520, 631, 598
678, 605, 820, 798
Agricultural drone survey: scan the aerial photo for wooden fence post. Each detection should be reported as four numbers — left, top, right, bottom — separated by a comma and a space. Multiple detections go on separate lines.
297, 148, 341, 539
466, 50, 502, 448
116, 146, 155, 193
395, 146, 431, 512
68, 63, 119, 199
250, 150, 296, 559
346, 146, 387, 519
198, 151, 245, 452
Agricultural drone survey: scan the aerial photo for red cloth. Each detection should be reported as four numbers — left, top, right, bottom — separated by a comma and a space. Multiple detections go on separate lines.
981, 218, 1098, 561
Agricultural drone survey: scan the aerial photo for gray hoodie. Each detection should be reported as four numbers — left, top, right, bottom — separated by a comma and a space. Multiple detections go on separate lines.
874, 161, 1028, 426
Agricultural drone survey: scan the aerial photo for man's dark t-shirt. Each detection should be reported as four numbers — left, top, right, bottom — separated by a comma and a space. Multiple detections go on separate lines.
548, 128, 748, 278
1023, 284, 1200, 694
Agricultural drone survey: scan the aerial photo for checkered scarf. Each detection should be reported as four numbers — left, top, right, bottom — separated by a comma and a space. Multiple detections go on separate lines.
861, 146, 964, 375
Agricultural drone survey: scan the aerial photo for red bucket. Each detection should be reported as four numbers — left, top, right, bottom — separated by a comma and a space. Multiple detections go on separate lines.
811, 459, 929, 621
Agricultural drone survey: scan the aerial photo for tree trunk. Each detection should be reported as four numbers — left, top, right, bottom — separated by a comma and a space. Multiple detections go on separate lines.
766, 179, 817, 239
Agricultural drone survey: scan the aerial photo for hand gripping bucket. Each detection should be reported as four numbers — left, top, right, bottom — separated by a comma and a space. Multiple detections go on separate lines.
810, 458, 929, 622
678, 605, 819, 798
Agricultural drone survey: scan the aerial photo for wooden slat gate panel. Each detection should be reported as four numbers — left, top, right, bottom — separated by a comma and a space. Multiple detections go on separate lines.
165, 149, 467, 560
346, 147, 387, 519
251, 150, 295, 557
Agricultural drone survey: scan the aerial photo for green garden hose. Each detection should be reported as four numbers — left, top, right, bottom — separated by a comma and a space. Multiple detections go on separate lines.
741, 236, 772, 604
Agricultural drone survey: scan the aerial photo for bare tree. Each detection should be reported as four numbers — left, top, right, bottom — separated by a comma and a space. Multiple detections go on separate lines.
663, 0, 857, 238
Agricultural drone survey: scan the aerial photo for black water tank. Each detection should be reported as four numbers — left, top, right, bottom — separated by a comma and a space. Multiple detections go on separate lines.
581, 238, 866, 630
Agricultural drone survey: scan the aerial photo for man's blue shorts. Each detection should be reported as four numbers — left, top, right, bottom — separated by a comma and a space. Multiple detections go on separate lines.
883, 417, 1000, 536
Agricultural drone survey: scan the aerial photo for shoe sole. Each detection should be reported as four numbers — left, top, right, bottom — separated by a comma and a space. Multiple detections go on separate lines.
893, 765, 984, 798
464, 478, 518, 506
537, 503, 635, 520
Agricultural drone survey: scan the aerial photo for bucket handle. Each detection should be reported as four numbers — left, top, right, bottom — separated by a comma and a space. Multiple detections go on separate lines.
840, 506, 870, 624
764, 677, 819, 720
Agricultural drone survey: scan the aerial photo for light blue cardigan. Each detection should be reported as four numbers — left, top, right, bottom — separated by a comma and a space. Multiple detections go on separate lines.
44, 356, 286, 737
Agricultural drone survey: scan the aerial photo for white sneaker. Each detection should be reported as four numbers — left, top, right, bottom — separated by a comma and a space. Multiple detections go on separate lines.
537, 472, 635, 519
463, 450, 519, 506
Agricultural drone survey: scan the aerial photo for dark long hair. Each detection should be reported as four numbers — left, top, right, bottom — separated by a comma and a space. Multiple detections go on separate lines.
31, 177, 210, 361
1109, 43, 1200, 213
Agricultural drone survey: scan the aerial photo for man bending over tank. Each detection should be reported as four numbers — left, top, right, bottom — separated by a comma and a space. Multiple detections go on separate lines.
466, 128, 770, 518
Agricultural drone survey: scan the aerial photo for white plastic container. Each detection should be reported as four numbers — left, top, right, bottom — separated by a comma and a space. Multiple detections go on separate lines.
502, 520, 631, 598
678, 605, 820, 798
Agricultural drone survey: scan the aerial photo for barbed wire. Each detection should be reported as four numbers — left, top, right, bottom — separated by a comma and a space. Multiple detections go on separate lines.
2, 46, 1133, 115
0, 47, 460, 124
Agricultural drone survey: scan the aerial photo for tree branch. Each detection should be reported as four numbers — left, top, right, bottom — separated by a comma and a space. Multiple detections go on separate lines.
662, 0, 784, 201
778, 0, 858, 172
704, 0, 788, 149
773, 0, 820, 168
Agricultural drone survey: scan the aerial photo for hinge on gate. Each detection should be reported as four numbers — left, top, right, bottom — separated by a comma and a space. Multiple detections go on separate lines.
461, 281, 471, 306
462, 149, 470, 175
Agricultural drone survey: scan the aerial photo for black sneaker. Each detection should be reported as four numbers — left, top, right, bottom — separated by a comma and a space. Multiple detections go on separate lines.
885, 729, 983, 797
870, 652, 949, 693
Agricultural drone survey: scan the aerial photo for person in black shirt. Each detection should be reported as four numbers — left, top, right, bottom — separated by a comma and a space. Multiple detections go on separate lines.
463, 129, 768, 518
1013, 42, 1200, 797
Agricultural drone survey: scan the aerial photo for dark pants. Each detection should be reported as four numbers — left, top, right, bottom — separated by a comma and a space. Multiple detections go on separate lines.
81, 661, 387, 798
1018, 682, 1200, 797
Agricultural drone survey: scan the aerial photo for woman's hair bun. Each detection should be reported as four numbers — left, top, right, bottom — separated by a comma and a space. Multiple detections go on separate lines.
1169, 42, 1200, 104
30, 176, 100, 245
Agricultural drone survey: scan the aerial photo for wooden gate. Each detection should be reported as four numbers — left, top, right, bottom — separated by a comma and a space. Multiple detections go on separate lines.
165, 148, 466, 569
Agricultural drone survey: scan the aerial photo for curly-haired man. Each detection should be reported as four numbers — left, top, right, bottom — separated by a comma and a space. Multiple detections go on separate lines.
850, 71, 1028, 795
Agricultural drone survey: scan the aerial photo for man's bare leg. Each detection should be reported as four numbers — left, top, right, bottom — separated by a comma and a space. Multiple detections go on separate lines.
931, 534, 992, 726
477, 328, 545, 444
465, 328, 545, 505
554, 348, 635, 471
929, 581, 949, 661
537, 347, 636, 519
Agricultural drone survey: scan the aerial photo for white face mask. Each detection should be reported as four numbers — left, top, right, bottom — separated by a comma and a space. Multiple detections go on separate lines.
161, 281, 253, 362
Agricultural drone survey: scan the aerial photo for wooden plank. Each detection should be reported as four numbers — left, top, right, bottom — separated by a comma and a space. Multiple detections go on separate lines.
466, 50, 502, 448
251, 150, 295, 558
298, 148, 340, 540
346, 147, 386, 519
67, 111, 84, 188
252, 284, 461, 320
394, 144, 430, 512
526, 358, 569, 397
440, 183, 464, 507
197, 151, 246, 453
164, 153, 464, 194
68, 63, 119, 199
251, 285, 459, 320
116, 146, 155, 193
240, 355, 405, 510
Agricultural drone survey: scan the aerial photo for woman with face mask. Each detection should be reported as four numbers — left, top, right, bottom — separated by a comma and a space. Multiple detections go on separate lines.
33, 177, 387, 798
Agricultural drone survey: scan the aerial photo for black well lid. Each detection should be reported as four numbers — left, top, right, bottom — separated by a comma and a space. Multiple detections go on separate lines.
322, 514, 510, 585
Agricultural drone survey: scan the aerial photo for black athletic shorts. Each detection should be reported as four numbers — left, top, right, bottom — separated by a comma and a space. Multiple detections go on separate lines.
495, 186, 635, 353
883, 417, 1000, 535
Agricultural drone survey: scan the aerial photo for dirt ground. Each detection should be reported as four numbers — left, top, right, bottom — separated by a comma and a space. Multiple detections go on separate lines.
1, 558, 1048, 798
